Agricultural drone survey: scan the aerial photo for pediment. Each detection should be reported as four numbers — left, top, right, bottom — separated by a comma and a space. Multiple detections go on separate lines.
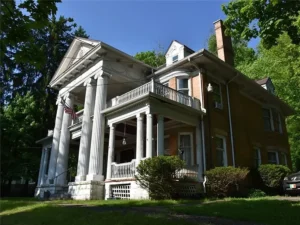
50, 37, 100, 84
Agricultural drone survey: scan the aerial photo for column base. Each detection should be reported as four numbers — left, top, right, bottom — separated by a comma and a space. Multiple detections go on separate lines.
75, 175, 86, 182
68, 181, 105, 200
86, 174, 104, 181
34, 184, 68, 199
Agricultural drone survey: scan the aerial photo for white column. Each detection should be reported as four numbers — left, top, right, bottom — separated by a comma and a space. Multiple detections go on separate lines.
196, 122, 204, 181
157, 115, 164, 156
40, 148, 50, 185
136, 114, 144, 165
47, 99, 64, 183
75, 78, 96, 182
146, 113, 153, 158
87, 71, 109, 181
37, 148, 46, 186
106, 124, 115, 180
55, 93, 74, 186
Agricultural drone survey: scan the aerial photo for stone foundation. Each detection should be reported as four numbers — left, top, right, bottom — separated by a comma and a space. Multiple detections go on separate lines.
68, 181, 105, 200
35, 184, 67, 198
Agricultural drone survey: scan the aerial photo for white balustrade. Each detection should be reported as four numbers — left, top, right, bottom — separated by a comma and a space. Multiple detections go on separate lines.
106, 81, 201, 110
176, 165, 199, 179
71, 109, 84, 125
111, 159, 136, 179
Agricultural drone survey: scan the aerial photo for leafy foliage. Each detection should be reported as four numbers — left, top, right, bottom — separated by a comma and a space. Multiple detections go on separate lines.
258, 164, 291, 189
247, 189, 267, 198
134, 48, 166, 68
135, 156, 184, 200
205, 167, 249, 197
222, 0, 300, 49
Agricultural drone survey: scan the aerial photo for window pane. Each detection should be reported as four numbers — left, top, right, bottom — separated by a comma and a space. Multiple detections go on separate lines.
267, 152, 277, 164
263, 109, 272, 131
216, 150, 224, 166
178, 79, 188, 89
172, 55, 178, 62
178, 90, 189, 95
179, 135, 191, 165
215, 137, 224, 149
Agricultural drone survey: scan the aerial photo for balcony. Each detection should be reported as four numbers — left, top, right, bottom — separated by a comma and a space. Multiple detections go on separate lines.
106, 80, 201, 110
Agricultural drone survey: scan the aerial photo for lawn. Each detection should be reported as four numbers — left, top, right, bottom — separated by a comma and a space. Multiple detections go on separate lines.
0, 197, 299, 225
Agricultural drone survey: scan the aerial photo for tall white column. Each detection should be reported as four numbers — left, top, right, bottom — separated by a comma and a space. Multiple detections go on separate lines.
146, 113, 153, 158
196, 122, 204, 181
157, 115, 164, 156
87, 71, 109, 181
47, 99, 64, 183
40, 148, 50, 185
76, 78, 96, 182
55, 93, 74, 186
37, 148, 46, 186
106, 124, 115, 180
136, 114, 144, 166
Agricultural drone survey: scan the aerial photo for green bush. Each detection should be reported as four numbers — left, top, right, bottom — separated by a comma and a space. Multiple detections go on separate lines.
258, 164, 291, 194
248, 189, 267, 198
135, 156, 185, 200
205, 167, 249, 197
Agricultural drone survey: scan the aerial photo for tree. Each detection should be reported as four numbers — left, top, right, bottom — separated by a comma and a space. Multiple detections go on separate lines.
206, 34, 256, 70
222, 0, 300, 49
134, 48, 166, 68
239, 34, 300, 171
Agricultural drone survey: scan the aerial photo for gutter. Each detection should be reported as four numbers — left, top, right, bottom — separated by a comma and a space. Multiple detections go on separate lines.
226, 73, 239, 167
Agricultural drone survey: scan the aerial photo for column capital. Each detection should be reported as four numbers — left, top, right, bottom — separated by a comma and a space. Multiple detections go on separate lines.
136, 113, 144, 120
62, 92, 75, 100
84, 77, 96, 86
94, 69, 112, 80
109, 123, 116, 129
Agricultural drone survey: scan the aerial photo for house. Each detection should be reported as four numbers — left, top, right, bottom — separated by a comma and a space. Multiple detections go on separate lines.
35, 20, 294, 200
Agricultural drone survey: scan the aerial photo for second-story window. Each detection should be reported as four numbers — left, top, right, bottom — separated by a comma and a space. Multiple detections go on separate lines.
212, 82, 222, 108
177, 78, 189, 95
172, 55, 178, 63
263, 108, 272, 131
272, 109, 282, 133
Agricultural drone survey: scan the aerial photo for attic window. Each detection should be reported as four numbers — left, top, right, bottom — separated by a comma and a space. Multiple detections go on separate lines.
172, 55, 178, 63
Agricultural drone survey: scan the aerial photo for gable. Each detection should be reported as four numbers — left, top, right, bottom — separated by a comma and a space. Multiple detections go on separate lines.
165, 41, 185, 66
50, 38, 100, 84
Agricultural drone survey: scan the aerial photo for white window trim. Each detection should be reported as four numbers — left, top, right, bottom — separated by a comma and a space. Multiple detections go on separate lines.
176, 77, 191, 96
267, 151, 279, 165
254, 147, 261, 167
215, 135, 228, 167
178, 132, 194, 165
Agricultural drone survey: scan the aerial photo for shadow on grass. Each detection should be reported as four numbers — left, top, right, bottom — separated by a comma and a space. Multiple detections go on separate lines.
0, 198, 40, 212
1, 204, 194, 225
170, 198, 300, 225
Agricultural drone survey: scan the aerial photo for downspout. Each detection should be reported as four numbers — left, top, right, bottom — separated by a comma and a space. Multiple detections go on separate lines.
226, 73, 239, 167
188, 58, 207, 173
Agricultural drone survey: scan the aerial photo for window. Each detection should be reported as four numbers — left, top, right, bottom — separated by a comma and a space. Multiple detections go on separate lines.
272, 109, 282, 133
215, 135, 227, 167
253, 147, 261, 168
267, 151, 279, 164
179, 133, 193, 166
263, 108, 272, 131
280, 152, 287, 165
211, 82, 222, 105
164, 136, 170, 156
177, 78, 189, 95
172, 55, 178, 63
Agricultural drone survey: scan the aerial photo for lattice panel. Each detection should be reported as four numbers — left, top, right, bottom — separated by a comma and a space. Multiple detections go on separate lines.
177, 184, 197, 197
111, 184, 131, 199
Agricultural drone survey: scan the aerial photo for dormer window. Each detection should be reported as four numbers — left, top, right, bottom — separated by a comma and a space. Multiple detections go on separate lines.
172, 55, 178, 63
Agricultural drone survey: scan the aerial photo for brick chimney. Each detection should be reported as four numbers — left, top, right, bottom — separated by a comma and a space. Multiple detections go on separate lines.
214, 19, 234, 66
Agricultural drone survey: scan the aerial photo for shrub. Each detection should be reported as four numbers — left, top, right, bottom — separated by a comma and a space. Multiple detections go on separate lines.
248, 189, 267, 198
205, 167, 249, 197
135, 156, 185, 200
258, 164, 291, 194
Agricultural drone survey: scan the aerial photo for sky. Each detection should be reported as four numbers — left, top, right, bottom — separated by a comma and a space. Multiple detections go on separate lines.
57, 0, 255, 56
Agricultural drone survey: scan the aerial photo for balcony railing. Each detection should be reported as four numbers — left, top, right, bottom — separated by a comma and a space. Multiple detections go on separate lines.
107, 81, 201, 110
71, 109, 84, 125
176, 165, 198, 180
111, 159, 136, 179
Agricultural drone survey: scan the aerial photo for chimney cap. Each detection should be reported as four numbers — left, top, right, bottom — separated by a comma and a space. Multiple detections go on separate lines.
213, 19, 224, 25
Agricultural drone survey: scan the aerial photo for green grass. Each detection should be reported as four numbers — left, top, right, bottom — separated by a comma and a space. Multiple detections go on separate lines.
170, 197, 300, 225
1, 197, 299, 225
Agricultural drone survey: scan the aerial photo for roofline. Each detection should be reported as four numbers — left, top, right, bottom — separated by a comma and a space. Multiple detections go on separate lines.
165, 40, 195, 56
